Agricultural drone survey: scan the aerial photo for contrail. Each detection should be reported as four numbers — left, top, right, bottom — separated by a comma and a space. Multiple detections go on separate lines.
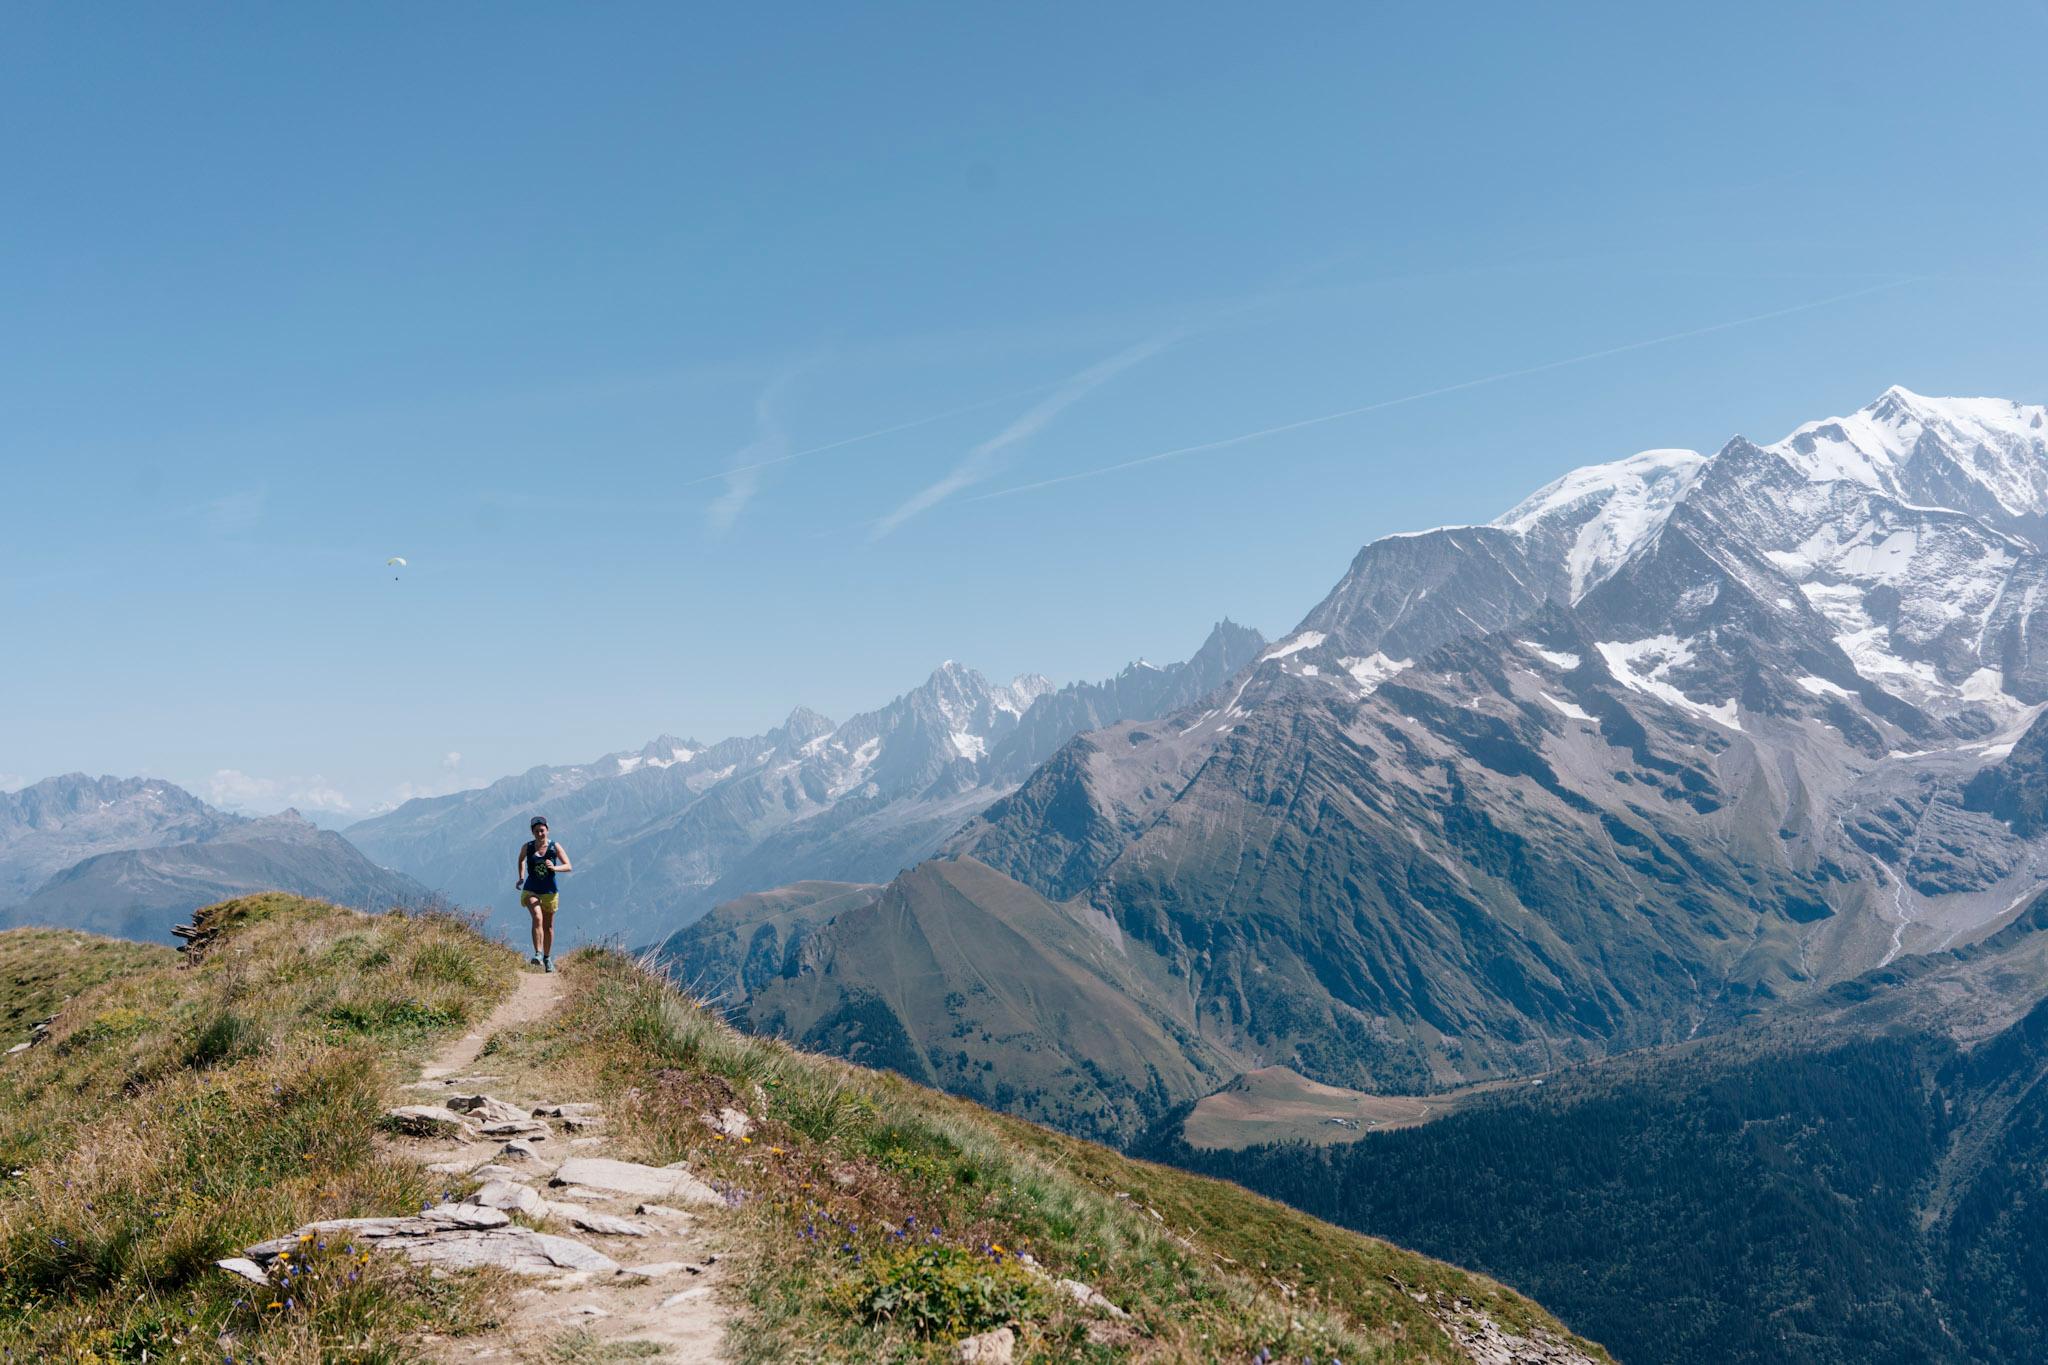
675, 382, 1059, 490
968, 276, 1926, 503
869, 331, 1181, 538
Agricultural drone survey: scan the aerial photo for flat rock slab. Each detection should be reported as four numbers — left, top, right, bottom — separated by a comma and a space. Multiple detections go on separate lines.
532, 1103, 600, 1118
408, 1229, 620, 1277
499, 1139, 542, 1161
549, 1157, 723, 1205
246, 1203, 511, 1258
245, 1205, 619, 1278
215, 1256, 270, 1285
551, 1207, 652, 1237
481, 1119, 551, 1138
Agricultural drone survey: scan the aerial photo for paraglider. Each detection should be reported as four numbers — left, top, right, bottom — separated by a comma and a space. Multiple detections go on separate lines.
387, 556, 407, 581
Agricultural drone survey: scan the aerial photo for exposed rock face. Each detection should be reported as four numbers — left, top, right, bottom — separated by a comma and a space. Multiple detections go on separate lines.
1964, 707, 2048, 836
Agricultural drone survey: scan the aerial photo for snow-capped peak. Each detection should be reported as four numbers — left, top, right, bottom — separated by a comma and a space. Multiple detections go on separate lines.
1493, 447, 1706, 601
1771, 388, 2048, 521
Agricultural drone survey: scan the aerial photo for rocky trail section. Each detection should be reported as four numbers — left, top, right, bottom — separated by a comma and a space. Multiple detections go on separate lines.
218, 968, 733, 1363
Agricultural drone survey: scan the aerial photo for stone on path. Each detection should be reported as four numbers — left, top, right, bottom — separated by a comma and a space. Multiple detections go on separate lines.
500, 1138, 541, 1161
635, 1203, 693, 1219
382, 1105, 479, 1140
532, 1102, 599, 1118
953, 1326, 1016, 1363
473, 1180, 549, 1218
481, 1120, 550, 1139
549, 1156, 722, 1205
551, 1206, 652, 1237
619, 1261, 691, 1279
661, 1287, 714, 1308
447, 1094, 534, 1126
568, 1136, 606, 1148
470, 1163, 524, 1181
215, 1256, 270, 1285
245, 1205, 621, 1278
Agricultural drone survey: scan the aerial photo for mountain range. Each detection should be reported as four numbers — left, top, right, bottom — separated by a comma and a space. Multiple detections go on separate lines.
664, 386, 2048, 1144
0, 774, 425, 942
346, 621, 1265, 943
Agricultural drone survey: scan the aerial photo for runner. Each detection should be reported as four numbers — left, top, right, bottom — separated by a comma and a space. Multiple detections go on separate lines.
516, 816, 572, 971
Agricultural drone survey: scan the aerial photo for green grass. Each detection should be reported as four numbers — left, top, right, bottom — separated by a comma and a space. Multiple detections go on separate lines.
0, 927, 171, 1045
0, 895, 519, 1364
486, 946, 1614, 1363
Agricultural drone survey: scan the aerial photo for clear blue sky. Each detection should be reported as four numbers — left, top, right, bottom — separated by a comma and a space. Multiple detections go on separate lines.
8, 2, 2048, 816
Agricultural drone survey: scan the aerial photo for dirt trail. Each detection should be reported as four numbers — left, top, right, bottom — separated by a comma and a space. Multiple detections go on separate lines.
396, 965, 733, 1364
422, 967, 562, 1080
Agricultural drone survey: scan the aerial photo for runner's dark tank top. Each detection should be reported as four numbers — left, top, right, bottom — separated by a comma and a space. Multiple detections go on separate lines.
524, 839, 560, 894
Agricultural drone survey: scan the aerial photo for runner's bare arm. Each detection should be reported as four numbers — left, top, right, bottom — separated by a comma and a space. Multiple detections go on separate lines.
551, 845, 572, 873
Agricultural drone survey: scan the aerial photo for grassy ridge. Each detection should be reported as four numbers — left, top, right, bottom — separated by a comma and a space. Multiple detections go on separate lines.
494, 946, 1609, 1362
0, 895, 519, 1363
2, 897, 1607, 1362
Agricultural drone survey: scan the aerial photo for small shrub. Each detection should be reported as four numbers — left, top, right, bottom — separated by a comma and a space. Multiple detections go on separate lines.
834, 1243, 1037, 1339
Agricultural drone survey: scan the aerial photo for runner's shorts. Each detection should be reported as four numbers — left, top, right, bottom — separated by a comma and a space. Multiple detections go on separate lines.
522, 892, 560, 913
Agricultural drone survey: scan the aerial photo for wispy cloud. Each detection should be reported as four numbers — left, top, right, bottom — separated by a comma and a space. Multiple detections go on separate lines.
705, 377, 794, 535
869, 333, 1179, 539
207, 768, 352, 815
971, 276, 1925, 502
674, 382, 1057, 491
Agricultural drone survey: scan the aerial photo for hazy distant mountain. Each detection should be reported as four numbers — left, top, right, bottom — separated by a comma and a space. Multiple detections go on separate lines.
0, 774, 236, 904
667, 388, 2048, 1141
348, 622, 1264, 945
1, 800, 428, 945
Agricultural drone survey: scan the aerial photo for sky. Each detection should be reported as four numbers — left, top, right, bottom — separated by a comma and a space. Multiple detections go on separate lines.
8, 2, 2048, 818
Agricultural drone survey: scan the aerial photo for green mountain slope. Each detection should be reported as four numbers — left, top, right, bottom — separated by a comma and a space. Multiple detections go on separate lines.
1135, 893, 2048, 1364
663, 857, 1243, 1142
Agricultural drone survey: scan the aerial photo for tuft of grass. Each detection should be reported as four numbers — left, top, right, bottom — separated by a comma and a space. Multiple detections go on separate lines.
186, 1009, 266, 1069
0, 896, 520, 1363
